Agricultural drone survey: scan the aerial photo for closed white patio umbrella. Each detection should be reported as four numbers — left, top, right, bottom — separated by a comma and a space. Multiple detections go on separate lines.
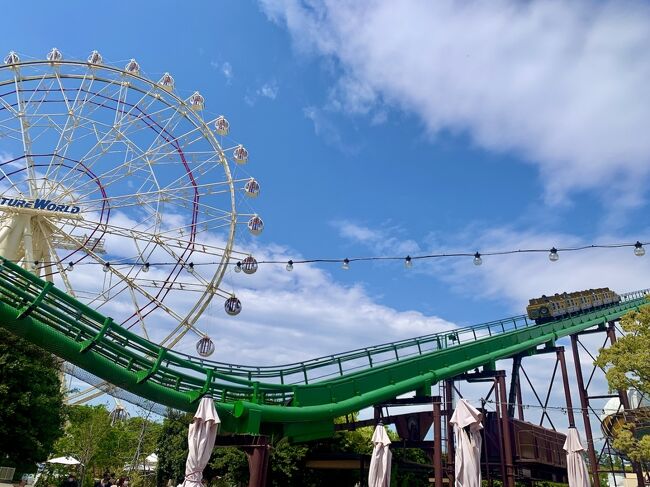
563, 427, 590, 487
450, 399, 483, 487
368, 423, 392, 487
182, 397, 220, 487
47, 457, 82, 465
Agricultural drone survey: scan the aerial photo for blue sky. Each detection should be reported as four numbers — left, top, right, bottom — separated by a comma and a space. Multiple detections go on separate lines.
3, 0, 650, 367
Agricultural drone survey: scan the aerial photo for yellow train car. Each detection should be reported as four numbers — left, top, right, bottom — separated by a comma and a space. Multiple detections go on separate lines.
526, 288, 620, 323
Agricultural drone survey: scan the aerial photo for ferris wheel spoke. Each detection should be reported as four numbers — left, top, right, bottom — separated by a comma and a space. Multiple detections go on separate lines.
128, 285, 150, 341
76, 178, 240, 212
12, 73, 38, 198
43, 73, 98, 184
37, 220, 77, 297
0, 155, 29, 196
47, 216, 227, 270
43, 79, 147, 191
48, 223, 195, 328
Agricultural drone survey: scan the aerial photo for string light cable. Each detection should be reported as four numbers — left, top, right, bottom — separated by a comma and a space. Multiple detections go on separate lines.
5, 240, 649, 274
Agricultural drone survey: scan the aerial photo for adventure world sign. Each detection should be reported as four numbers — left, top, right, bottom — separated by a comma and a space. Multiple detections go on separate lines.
0, 197, 81, 214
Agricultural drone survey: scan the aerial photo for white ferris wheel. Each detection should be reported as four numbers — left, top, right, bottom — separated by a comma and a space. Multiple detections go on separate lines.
0, 49, 264, 375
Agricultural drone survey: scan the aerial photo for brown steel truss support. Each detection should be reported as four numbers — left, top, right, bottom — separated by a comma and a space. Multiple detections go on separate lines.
556, 347, 576, 427
445, 379, 455, 487
214, 435, 270, 487
571, 333, 601, 487
433, 395, 444, 487
244, 437, 270, 487
520, 358, 559, 430
508, 355, 525, 420
496, 372, 515, 487
574, 326, 643, 484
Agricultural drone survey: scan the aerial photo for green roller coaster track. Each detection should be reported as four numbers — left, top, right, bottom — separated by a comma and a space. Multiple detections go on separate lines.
0, 257, 647, 441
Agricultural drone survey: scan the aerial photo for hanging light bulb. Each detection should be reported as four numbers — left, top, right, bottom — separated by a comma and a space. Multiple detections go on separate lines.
342, 258, 350, 270
634, 241, 645, 257
103, 262, 111, 272
286, 260, 294, 272
67, 262, 74, 272
234, 262, 242, 273
405, 256, 412, 269
142, 262, 150, 272
473, 252, 482, 266
549, 247, 559, 262
31, 260, 39, 270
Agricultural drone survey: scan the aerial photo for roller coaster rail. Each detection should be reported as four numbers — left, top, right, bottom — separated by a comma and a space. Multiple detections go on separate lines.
0, 256, 647, 440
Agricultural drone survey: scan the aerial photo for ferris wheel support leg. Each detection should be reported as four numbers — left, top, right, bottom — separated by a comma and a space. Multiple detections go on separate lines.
22, 217, 35, 270
0, 215, 26, 262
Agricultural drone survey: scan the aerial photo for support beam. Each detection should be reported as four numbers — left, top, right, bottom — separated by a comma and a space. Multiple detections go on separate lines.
496, 372, 515, 487
433, 396, 443, 487
556, 347, 576, 427
571, 334, 600, 487
243, 437, 270, 487
508, 355, 523, 420
445, 380, 455, 487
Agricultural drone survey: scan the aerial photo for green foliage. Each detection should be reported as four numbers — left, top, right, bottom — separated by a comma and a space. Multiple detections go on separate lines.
155, 409, 193, 486
0, 328, 66, 475
610, 424, 650, 463
595, 307, 650, 393
50, 404, 161, 486
208, 447, 248, 486
595, 305, 650, 461
268, 438, 309, 487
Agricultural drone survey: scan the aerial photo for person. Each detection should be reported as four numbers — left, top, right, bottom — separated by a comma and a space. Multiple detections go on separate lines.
60, 475, 77, 487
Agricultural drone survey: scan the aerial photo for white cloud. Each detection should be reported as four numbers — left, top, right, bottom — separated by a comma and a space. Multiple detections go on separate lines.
211, 60, 233, 82
257, 81, 279, 100
437, 227, 650, 312
221, 62, 233, 80
245, 80, 280, 106
169, 239, 456, 363
260, 0, 650, 206
334, 219, 650, 312
334, 220, 421, 255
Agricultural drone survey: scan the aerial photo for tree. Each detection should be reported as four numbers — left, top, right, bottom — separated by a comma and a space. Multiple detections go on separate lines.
0, 329, 66, 475
50, 404, 162, 487
595, 305, 650, 461
156, 410, 193, 487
